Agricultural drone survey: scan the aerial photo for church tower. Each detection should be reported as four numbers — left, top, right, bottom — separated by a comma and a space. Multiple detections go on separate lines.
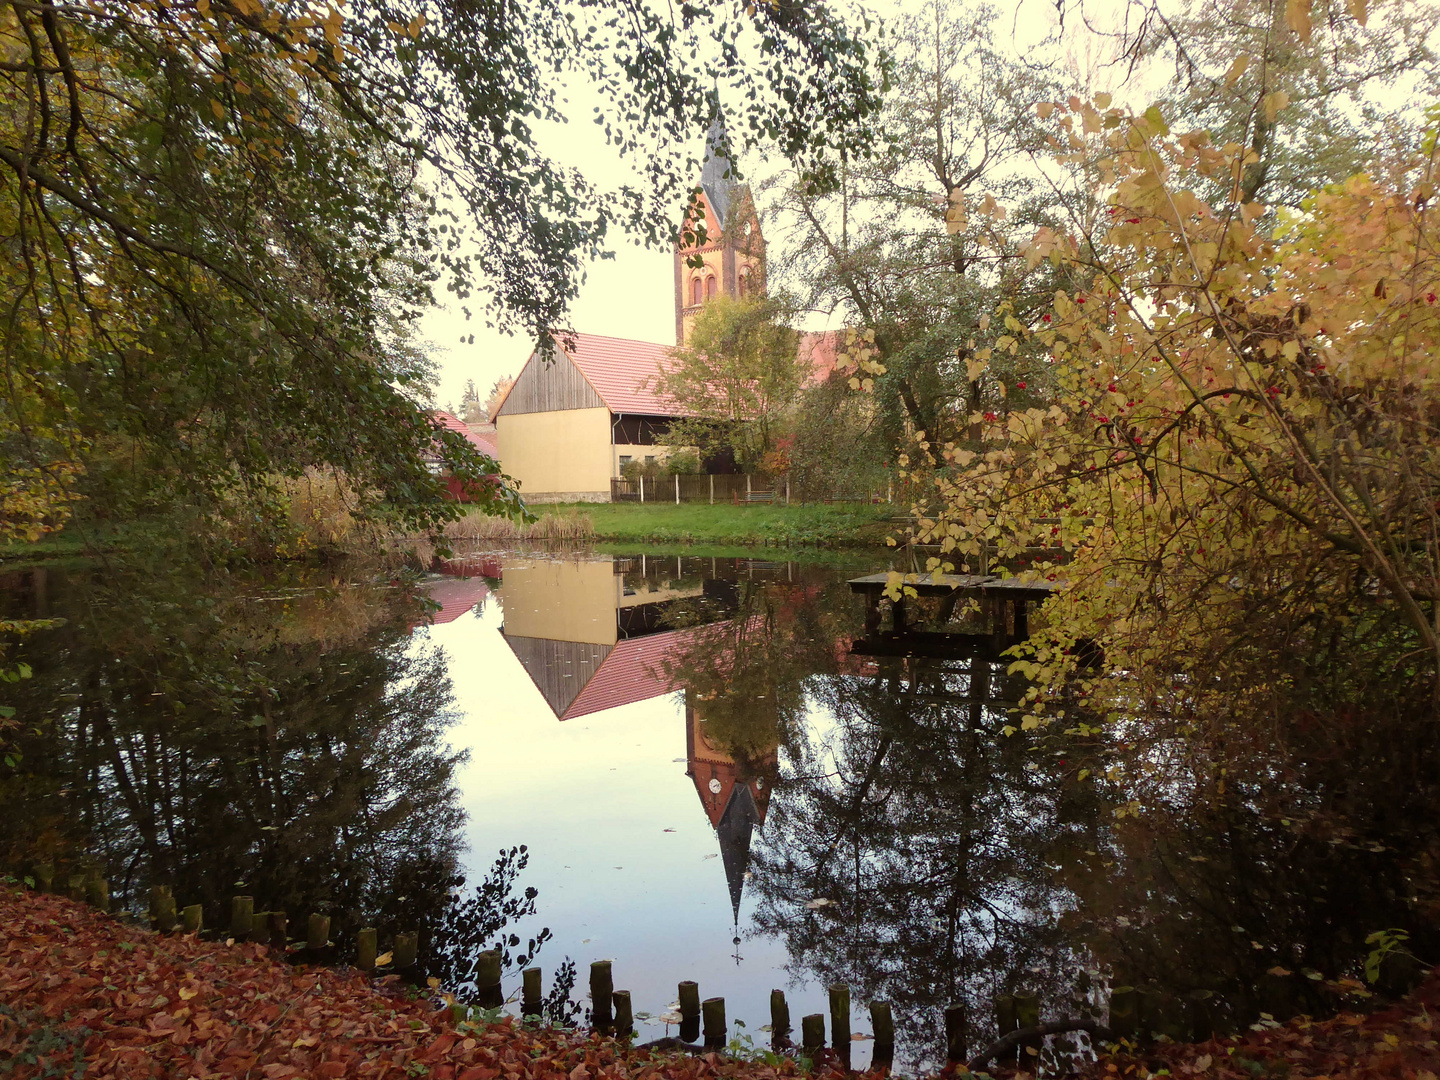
674, 117, 765, 345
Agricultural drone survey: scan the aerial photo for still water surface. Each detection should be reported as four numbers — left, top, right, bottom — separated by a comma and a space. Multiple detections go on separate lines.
3, 549, 1436, 1072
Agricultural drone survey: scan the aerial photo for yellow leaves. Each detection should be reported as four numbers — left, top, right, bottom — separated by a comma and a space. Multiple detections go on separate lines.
945, 188, 967, 235
1347, 0, 1368, 25
965, 356, 988, 382
209, 100, 226, 121
1037, 101, 1056, 119
1223, 54, 1250, 89
1263, 91, 1291, 125
1286, 0, 1313, 43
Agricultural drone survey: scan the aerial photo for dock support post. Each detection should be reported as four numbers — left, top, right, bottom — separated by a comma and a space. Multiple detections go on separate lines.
801, 1014, 825, 1056
356, 927, 377, 973
944, 1003, 967, 1064
770, 990, 791, 1047
394, 931, 417, 970
678, 980, 701, 1042
306, 913, 330, 952
230, 896, 253, 940
1015, 992, 1041, 1063
702, 997, 726, 1048
523, 968, 544, 1018
710, 474, 714, 504
590, 961, 613, 1033
613, 991, 634, 1038
181, 904, 203, 934
1109, 986, 1138, 1041
151, 885, 176, 931
871, 1002, 894, 1068
475, 949, 503, 1008
829, 983, 851, 1062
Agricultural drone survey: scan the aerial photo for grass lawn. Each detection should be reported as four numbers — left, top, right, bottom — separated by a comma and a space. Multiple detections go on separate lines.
548, 500, 896, 547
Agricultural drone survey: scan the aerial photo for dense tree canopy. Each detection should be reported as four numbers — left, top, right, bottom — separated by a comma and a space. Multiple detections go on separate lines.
0, 0, 886, 540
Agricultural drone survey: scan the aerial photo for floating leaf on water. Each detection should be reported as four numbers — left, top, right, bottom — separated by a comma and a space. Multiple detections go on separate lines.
375, 951, 393, 967
663, 828, 676, 833
852, 1033, 871, 1041
805, 898, 833, 910
703, 854, 718, 861
1192, 1053, 1212, 1072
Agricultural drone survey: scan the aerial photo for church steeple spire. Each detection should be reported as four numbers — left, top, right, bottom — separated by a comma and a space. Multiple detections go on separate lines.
674, 114, 765, 345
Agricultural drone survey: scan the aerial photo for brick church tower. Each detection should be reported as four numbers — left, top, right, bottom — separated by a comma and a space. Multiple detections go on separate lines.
674, 117, 765, 345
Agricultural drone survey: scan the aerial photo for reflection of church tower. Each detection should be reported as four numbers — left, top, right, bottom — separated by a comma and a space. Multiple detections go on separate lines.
685, 699, 777, 922
674, 117, 766, 345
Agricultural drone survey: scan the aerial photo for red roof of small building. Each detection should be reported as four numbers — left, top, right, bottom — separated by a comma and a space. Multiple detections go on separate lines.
431, 410, 499, 458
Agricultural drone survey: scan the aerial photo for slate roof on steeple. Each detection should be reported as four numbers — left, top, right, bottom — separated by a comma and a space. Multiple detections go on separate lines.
699, 116, 738, 228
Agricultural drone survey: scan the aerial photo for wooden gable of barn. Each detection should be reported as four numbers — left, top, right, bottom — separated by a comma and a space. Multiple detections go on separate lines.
495, 347, 606, 416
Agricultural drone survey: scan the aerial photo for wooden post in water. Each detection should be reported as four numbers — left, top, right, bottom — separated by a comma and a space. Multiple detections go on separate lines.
151, 886, 177, 931
675, 474, 680, 505
701, 997, 726, 1048
829, 983, 851, 1062
709, 475, 714, 505
394, 932, 418, 971
993, 994, 1018, 1067
522, 968, 543, 1018
770, 990, 791, 1047
1014, 992, 1041, 1064
356, 927, 378, 974
1135, 987, 1158, 1043
678, 981, 701, 1043
870, 1001, 895, 1069
944, 1004, 967, 1064
267, 911, 288, 951
230, 896, 254, 941
1187, 989, 1216, 1042
85, 878, 109, 912
589, 961, 614, 1033
613, 991, 634, 1038
801, 1014, 825, 1056
1109, 986, 1138, 1041
67, 873, 85, 902
33, 863, 53, 893
306, 913, 330, 951
475, 949, 503, 1008
181, 904, 203, 934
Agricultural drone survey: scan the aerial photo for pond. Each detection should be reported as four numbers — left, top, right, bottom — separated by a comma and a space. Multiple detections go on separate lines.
3, 549, 1437, 1073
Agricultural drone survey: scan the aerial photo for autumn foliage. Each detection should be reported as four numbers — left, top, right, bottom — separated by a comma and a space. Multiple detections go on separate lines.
897, 96, 1440, 741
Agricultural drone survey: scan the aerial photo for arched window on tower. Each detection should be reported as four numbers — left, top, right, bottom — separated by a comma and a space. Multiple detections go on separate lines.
705, 276, 717, 300
738, 272, 749, 297
692, 277, 703, 306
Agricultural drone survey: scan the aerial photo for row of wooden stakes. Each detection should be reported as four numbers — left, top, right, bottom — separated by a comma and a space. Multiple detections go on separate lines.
44, 874, 1155, 1068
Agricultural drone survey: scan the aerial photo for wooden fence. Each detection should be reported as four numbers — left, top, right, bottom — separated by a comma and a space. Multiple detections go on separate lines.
609, 474, 893, 506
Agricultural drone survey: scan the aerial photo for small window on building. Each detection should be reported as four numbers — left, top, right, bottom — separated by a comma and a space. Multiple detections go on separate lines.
645, 455, 656, 465
618, 455, 632, 467
692, 277, 703, 306
705, 276, 717, 299
738, 272, 749, 297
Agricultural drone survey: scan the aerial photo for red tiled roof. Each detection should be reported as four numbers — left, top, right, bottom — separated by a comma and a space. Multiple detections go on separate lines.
554, 333, 696, 417
431, 411, 499, 458
798, 331, 846, 385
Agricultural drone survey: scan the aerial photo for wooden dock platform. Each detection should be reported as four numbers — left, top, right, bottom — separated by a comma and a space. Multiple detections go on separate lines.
847, 572, 1064, 650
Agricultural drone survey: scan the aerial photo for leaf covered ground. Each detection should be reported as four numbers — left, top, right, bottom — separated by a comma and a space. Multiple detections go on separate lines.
3, 885, 1439, 1079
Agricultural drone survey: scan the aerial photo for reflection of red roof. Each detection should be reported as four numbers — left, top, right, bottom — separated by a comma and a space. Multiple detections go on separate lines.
798, 331, 845, 385
432, 410, 499, 458
560, 627, 693, 719
425, 575, 491, 625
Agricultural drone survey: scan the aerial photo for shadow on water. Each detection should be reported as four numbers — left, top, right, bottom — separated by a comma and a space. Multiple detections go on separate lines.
3, 551, 1439, 1072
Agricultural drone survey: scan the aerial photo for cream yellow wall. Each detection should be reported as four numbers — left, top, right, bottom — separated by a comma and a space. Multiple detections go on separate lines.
497, 407, 612, 499
613, 443, 675, 474
500, 559, 620, 645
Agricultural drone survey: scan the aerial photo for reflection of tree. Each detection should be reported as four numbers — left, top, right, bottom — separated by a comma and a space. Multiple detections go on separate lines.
1061, 708, 1440, 1028
0, 565, 472, 959
748, 653, 1096, 1069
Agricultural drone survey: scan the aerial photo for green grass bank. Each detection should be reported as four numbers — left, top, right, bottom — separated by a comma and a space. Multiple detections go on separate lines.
544, 501, 893, 548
